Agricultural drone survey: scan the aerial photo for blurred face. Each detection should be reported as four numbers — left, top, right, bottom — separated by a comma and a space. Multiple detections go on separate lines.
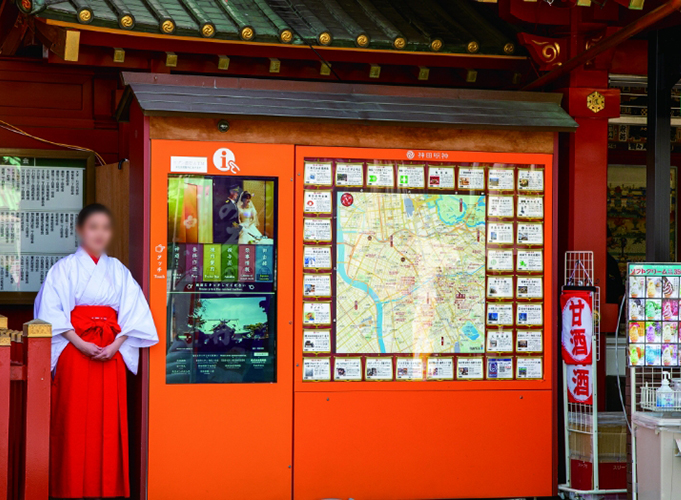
77, 213, 113, 256
243, 196, 251, 207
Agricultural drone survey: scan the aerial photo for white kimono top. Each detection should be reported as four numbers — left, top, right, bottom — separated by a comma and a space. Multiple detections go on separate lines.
34, 247, 159, 374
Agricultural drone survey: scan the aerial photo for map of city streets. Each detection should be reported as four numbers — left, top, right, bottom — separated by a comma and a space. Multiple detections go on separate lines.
336, 192, 486, 355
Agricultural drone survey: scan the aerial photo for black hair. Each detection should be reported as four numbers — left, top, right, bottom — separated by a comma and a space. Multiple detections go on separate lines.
77, 203, 113, 227
242, 191, 252, 199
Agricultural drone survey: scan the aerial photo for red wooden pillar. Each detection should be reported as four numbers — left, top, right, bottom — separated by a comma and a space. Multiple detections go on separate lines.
21, 319, 51, 500
0, 316, 9, 500
561, 78, 620, 410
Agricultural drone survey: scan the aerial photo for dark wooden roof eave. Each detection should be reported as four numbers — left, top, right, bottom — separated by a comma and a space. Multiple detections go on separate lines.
23, 0, 525, 57
37, 18, 529, 72
116, 73, 578, 132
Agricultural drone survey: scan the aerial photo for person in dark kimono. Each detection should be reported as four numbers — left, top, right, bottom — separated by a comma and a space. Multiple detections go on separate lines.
224, 188, 242, 244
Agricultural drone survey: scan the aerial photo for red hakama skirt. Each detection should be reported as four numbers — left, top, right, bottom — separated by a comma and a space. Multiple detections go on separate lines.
50, 305, 129, 499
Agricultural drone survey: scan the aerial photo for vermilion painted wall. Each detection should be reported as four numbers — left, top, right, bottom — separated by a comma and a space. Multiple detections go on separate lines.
0, 57, 122, 327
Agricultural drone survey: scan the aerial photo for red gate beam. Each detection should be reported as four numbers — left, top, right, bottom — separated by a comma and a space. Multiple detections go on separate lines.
523, 0, 681, 91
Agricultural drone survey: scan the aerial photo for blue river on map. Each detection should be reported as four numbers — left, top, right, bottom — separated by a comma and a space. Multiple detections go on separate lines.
336, 193, 486, 354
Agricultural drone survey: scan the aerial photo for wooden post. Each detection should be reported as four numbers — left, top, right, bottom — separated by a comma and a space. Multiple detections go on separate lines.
0, 318, 10, 500
22, 320, 51, 500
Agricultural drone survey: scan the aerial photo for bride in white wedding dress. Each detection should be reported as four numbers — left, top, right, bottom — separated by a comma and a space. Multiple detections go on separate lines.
238, 191, 263, 244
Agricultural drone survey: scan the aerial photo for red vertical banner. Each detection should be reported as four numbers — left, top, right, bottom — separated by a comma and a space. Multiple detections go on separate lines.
567, 364, 593, 405
561, 290, 593, 365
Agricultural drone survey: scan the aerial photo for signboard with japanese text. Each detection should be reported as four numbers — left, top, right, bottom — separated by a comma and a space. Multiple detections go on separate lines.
561, 289, 594, 365
297, 147, 552, 383
627, 262, 681, 367
0, 154, 89, 294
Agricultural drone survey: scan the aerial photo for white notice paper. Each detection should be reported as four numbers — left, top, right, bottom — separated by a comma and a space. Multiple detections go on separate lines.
487, 277, 514, 299
486, 330, 514, 352
517, 304, 543, 326
487, 303, 514, 326
303, 330, 331, 353
517, 196, 544, 218
516, 357, 543, 379
303, 302, 332, 325
516, 331, 543, 352
0, 254, 62, 292
303, 274, 332, 297
335, 163, 364, 187
487, 223, 514, 245
397, 166, 425, 188
304, 191, 332, 213
426, 357, 454, 380
303, 218, 332, 241
304, 162, 333, 186
518, 169, 544, 191
396, 358, 424, 380
487, 196, 515, 218
0, 211, 79, 253
487, 250, 514, 271
366, 165, 395, 188
303, 246, 332, 269
334, 358, 363, 381
303, 358, 331, 381
516, 277, 543, 299
488, 169, 515, 191
0, 166, 85, 210
517, 223, 543, 245
428, 167, 455, 189
457, 357, 484, 379
517, 250, 543, 272
366, 358, 393, 380
458, 168, 485, 190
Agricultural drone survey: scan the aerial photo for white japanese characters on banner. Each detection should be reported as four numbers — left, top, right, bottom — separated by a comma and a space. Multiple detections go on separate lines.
561, 289, 593, 365
567, 364, 593, 405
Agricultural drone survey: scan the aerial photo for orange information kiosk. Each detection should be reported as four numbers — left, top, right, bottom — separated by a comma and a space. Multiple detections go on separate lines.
122, 73, 572, 500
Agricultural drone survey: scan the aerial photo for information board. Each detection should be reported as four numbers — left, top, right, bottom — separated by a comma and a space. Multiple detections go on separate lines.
0, 155, 85, 293
301, 157, 546, 382
165, 175, 277, 383
627, 263, 681, 367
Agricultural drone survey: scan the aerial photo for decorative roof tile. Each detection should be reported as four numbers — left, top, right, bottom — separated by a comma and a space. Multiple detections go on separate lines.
24, 0, 522, 55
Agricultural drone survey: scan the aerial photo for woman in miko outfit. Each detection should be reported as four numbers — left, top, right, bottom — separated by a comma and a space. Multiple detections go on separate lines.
237, 191, 262, 244
34, 203, 158, 499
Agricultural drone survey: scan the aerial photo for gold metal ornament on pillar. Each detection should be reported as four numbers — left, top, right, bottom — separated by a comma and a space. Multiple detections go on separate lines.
586, 91, 605, 113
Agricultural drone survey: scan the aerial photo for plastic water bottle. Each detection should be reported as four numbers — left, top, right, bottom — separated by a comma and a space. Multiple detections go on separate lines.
657, 372, 675, 408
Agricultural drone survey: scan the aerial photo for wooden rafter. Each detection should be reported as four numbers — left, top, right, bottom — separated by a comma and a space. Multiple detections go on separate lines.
0, 0, 27, 56
33, 21, 80, 61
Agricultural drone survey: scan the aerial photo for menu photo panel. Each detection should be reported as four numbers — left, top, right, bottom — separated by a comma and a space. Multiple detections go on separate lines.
627, 263, 681, 367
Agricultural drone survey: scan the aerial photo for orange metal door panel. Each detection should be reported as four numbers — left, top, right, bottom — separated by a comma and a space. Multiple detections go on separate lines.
147, 140, 294, 500
294, 389, 555, 500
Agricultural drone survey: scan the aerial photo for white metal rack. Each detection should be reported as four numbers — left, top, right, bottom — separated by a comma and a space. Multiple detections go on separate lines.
558, 251, 627, 499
